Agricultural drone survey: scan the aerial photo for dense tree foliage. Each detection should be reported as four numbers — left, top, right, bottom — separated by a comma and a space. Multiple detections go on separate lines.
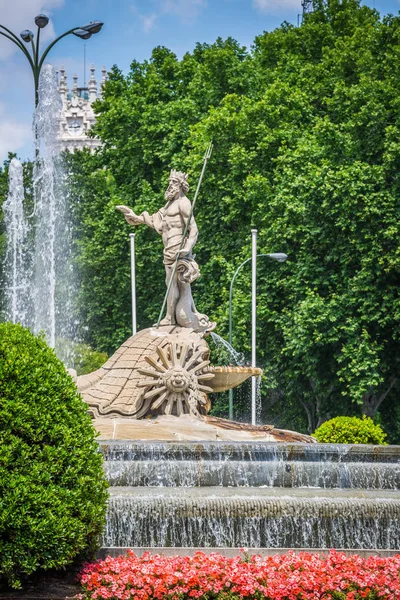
2, 0, 400, 437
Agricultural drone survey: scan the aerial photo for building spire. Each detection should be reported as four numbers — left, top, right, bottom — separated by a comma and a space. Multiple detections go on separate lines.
59, 65, 68, 104
100, 65, 107, 90
88, 64, 97, 102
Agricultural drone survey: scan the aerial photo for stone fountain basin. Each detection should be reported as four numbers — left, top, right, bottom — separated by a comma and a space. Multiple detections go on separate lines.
207, 366, 263, 393
76, 327, 265, 420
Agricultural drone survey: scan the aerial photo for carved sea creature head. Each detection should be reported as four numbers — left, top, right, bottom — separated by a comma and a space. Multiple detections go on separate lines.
165, 169, 189, 200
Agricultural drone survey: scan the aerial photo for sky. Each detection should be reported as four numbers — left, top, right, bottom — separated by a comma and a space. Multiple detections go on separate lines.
0, 0, 399, 163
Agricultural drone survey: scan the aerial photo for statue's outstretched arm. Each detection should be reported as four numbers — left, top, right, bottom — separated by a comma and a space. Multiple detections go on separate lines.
116, 205, 144, 225
116, 205, 163, 235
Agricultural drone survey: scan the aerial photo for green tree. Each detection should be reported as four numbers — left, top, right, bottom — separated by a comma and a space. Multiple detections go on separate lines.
67, 0, 400, 433
3, 0, 399, 438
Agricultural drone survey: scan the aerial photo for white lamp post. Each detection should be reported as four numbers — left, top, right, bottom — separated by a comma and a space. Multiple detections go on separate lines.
130, 233, 137, 335
251, 229, 257, 424
228, 230, 287, 423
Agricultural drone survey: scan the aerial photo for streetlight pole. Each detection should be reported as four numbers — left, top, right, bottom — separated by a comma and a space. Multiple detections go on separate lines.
0, 16, 103, 107
251, 229, 257, 425
228, 246, 288, 422
130, 233, 137, 336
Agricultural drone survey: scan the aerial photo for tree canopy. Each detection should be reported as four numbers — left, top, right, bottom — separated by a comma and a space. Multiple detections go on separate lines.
2, 0, 400, 437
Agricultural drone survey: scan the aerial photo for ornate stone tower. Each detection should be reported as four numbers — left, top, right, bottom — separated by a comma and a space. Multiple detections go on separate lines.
57, 65, 106, 153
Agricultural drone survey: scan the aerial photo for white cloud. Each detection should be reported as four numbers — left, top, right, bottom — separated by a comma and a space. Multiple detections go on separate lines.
0, 0, 64, 59
253, 0, 300, 15
133, 0, 207, 33
141, 13, 158, 33
0, 102, 31, 162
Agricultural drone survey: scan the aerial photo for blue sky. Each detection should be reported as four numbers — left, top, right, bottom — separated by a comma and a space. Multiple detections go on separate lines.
0, 0, 399, 163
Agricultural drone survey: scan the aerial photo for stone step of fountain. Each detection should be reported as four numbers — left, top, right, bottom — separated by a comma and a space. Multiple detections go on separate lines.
99, 441, 400, 463
104, 486, 400, 549
104, 458, 400, 489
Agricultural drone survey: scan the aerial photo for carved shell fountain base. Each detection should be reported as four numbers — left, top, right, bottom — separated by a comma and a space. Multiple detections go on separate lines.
94, 414, 315, 443
77, 326, 314, 443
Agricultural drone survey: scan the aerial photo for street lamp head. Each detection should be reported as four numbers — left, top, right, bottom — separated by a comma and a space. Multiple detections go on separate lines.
72, 28, 92, 40
268, 253, 288, 262
34, 14, 49, 28
80, 21, 104, 34
20, 30, 34, 43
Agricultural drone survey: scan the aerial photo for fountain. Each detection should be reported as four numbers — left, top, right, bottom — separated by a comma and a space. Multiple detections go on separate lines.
3, 158, 30, 324
3, 64, 79, 363
75, 166, 400, 553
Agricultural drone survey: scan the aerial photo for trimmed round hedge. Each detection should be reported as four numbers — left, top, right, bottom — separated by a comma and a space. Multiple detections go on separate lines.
0, 323, 108, 588
313, 415, 387, 444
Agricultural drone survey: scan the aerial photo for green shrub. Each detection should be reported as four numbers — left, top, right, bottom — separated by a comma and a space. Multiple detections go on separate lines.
0, 323, 109, 588
313, 415, 387, 445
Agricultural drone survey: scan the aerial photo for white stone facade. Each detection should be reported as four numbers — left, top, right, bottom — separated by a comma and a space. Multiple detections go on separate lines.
57, 65, 106, 153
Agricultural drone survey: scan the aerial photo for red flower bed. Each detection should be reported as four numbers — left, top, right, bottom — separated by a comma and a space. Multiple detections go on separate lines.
77, 550, 400, 600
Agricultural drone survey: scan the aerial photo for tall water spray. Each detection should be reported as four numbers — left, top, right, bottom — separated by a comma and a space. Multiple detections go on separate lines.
32, 63, 79, 359
3, 64, 79, 363
3, 158, 30, 324
32, 64, 63, 347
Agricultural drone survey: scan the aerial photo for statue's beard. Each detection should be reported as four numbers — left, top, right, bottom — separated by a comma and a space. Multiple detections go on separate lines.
165, 187, 178, 201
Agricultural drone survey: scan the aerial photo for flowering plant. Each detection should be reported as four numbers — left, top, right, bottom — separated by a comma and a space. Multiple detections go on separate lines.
77, 550, 400, 600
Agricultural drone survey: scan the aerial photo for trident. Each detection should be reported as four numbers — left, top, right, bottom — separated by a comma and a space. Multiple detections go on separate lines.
156, 141, 213, 328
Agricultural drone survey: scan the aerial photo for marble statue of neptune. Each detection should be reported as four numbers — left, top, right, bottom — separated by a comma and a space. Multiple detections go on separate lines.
117, 170, 215, 333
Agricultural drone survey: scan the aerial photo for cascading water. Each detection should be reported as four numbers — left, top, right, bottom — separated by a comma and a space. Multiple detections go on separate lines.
3, 64, 79, 364
100, 441, 400, 550
3, 158, 30, 324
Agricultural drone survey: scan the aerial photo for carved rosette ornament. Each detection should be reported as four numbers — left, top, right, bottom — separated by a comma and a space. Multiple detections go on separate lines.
137, 342, 215, 417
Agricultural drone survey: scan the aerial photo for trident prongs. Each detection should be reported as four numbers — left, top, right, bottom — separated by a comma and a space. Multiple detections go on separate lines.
204, 140, 213, 161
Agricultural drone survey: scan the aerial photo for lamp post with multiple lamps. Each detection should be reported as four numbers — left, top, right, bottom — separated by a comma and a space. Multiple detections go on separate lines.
0, 15, 103, 106
228, 233, 287, 423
